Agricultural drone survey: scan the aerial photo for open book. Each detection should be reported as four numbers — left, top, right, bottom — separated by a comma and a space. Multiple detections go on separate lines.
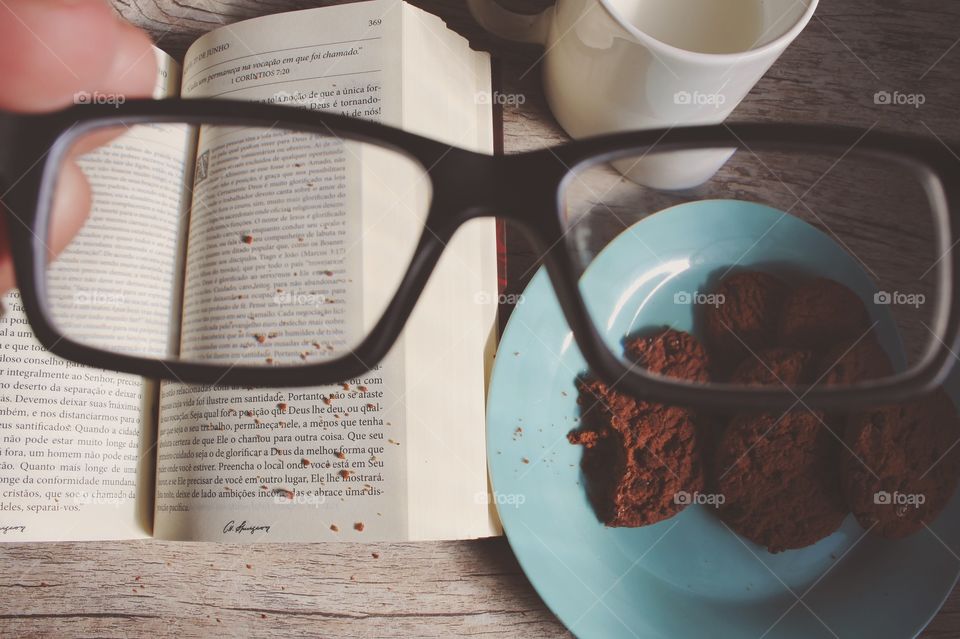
0, 0, 500, 542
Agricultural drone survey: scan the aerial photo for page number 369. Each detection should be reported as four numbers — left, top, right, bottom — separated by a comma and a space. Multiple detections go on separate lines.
369, 18, 382, 27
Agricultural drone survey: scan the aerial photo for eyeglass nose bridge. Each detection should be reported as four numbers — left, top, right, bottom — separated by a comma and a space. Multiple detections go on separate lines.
429, 150, 569, 233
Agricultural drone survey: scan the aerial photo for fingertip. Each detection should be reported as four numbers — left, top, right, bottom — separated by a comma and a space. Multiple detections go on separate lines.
106, 19, 159, 100
48, 159, 92, 259
0, 155, 93, 295
0, 0, 125, 111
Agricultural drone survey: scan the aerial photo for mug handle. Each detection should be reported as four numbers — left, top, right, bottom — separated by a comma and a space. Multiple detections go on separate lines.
467, 0, 553, 45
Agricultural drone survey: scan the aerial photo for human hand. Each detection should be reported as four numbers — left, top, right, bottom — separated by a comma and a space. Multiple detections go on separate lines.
0, 0, 157, 293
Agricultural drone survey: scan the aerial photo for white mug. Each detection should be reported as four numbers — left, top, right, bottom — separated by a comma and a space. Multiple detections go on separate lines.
469, 0, 819, 189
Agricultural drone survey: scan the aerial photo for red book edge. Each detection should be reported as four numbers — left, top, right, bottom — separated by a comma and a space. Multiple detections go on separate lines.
492, 57, 508, 295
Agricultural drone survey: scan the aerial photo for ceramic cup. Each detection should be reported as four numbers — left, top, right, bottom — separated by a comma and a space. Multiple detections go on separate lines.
468, 0, 819, 189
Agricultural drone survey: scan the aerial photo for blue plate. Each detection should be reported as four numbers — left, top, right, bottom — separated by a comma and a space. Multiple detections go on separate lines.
487, 200, 960, 639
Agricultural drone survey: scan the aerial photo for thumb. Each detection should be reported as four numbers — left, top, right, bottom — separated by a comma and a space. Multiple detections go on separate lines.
0, 0, 137, 111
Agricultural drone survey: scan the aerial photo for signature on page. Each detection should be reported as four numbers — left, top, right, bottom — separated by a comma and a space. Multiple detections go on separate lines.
0, 525, 26, 535
222, 520, 271, 536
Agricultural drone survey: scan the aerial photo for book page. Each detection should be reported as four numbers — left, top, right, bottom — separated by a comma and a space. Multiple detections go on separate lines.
156, 0, 499, 543
397, 5, 499, 541
0, 48, 192, 541
155, 0, 412, 542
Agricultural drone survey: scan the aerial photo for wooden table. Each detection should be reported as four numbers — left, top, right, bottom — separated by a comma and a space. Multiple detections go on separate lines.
3, 0, 960, 636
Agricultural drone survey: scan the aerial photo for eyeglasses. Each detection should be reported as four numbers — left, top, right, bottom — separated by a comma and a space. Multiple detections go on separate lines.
1, 99, 958, 410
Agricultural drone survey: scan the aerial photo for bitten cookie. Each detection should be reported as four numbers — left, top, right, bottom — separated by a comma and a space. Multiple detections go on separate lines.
703, 271, 786, 375
778, 278, 870, 348
842, 390, 960, 539
568, 329, 710, 527
570, 382, 706, 527
715, 409, 847, 552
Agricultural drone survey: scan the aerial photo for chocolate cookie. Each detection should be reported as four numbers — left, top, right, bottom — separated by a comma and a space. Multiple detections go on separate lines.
568, 329, 710, 527
842, 390, 960, 539
816, 333, 896, 448
571, 378, 707, 527
703, 271, 786, 375
729, 347, 815, 387
715, 409, 847, 552
624, 327, 710, 383
817, 333, 893, 386
778, 278, 870, 348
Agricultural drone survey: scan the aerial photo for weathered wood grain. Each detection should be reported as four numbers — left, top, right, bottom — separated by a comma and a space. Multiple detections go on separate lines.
2, 0, 959, 637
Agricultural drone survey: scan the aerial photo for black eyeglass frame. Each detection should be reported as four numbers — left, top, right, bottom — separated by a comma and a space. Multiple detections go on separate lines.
1, 99, 958, 411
